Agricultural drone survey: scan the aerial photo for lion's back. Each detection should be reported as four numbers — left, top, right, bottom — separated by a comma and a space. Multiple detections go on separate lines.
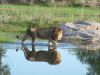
36, 28, 50, 39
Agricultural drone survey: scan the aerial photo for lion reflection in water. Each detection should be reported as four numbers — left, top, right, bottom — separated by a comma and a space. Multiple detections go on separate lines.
22, 45, 61, 65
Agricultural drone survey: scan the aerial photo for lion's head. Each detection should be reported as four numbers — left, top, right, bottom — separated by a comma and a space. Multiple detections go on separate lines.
52, 27, 63, 41
49, 51, 61, 65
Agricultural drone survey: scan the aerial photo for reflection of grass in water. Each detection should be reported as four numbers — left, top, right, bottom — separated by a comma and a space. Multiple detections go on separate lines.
0, 31, 16, 43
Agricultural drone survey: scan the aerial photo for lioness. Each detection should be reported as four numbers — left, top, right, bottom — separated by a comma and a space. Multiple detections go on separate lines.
22, 27, 63, 46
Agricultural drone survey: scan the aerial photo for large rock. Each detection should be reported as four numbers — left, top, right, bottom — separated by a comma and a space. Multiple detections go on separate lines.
58, 21, 100, 42
76, 41, 100, 50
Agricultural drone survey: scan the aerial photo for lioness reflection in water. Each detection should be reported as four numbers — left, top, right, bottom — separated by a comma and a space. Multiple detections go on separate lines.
22, 45, 61, 65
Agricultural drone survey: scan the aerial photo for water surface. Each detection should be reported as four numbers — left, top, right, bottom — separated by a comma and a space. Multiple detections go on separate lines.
0, 40, 100, 75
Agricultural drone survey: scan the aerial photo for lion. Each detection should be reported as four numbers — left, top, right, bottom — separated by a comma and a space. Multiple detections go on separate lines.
22, 45, 61, 65
21, 27, 63, 46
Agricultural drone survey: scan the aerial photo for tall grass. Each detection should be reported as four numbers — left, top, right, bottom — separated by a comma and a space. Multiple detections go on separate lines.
0, 31, 16, 43
0, 4, 100, 32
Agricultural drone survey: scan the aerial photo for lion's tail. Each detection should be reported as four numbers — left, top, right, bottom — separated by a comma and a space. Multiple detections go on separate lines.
16, 35, 19, 39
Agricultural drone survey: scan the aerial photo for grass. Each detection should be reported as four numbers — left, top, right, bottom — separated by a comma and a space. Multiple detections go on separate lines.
0, 4, 100, 42
0, 4, 100, 32
0, 31, 17, 43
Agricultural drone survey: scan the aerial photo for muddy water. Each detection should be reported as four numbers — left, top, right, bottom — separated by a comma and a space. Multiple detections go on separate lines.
0, 40, 100, 75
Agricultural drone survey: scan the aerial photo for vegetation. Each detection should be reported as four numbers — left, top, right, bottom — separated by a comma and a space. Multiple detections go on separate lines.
0, 4, 100, 32
0, 31, 17, 43
74, 50, 100, 75
0, 0, 100, 8
0, 4, 100, 42
0, 48, 10, 75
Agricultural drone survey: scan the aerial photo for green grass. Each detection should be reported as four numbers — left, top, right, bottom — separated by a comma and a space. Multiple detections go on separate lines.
0, 4, 100, 42
0, 4, 100, 32
0, 31, 17, 43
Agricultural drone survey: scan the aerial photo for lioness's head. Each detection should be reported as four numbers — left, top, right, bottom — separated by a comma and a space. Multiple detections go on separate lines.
52, 27, 63, 41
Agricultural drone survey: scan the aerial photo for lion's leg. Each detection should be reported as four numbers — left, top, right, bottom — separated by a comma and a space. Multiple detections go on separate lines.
22, 35, 29, 44
49, 34, 53, 45
32, 45, 36, 55
52, 40, 58, 46
22, 29, 31, 44
49, 41, 52, 46
23, 45, 36, 60
30, 32, 37, 45
22, 45, 30, 59
23, 45, 30, 54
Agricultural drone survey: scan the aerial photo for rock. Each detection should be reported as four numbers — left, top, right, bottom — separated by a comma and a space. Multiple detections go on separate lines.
58, 21, 100, 42
76, 41, 100, 50
63, 30, 100, 41
74, 21, 91, 25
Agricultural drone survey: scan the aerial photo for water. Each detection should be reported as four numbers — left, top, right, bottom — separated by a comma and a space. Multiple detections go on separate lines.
0, 40, 100, 75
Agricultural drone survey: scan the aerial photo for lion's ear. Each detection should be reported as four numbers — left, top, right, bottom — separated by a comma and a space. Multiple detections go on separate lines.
53, 28, 63, 33
57, 28, 63, 33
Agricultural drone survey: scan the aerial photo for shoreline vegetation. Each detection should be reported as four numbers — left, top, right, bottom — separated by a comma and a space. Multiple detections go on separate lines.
0, 4, 100, 42
0, 4, 100, 32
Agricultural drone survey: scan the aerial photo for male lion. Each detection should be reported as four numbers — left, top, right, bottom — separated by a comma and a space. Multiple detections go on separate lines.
22, 45, 61, 65
21, 27, 63, 46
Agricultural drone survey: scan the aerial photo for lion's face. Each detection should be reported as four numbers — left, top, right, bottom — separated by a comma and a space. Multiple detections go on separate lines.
52, 28, 63, 41
49, 51, 61, 64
